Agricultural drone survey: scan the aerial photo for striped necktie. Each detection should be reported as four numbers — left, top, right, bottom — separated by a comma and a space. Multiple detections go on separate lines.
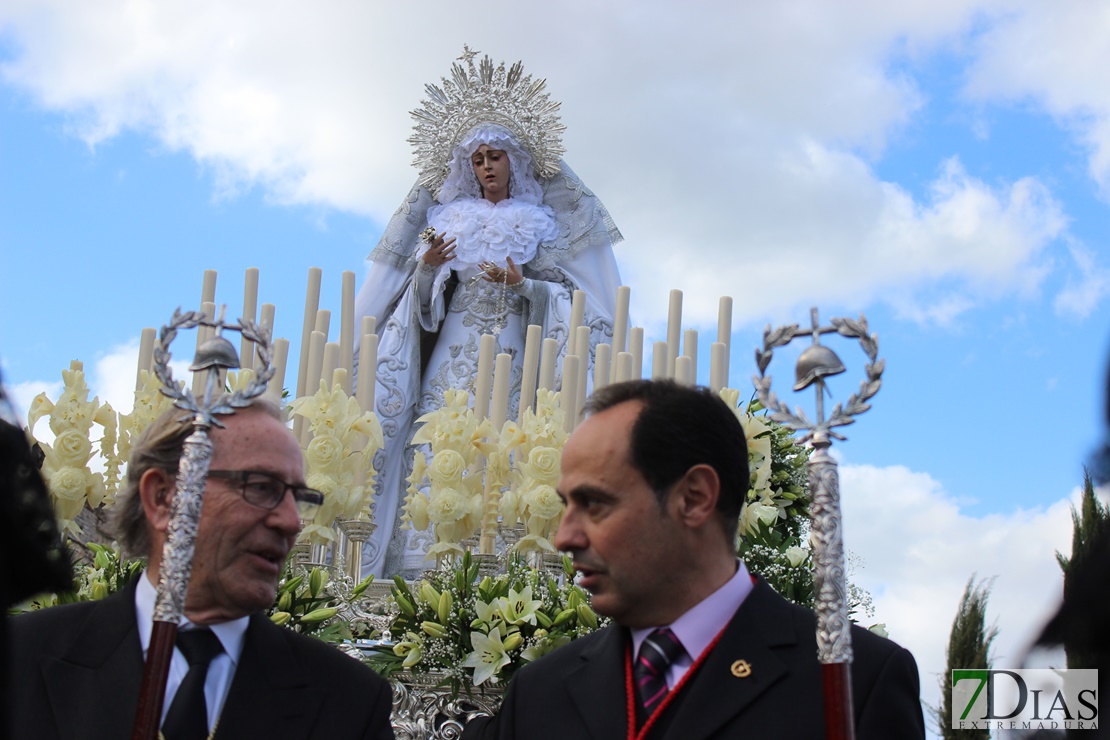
634, 628, 685, 711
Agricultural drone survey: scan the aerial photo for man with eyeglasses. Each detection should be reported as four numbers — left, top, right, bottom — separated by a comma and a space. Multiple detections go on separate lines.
8, 400, 396, 739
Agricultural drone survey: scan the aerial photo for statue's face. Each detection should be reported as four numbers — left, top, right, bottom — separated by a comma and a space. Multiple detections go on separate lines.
471, 144, 510, 203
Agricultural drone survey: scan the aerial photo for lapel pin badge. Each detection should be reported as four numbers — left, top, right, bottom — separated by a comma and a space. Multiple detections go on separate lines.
730, 659, 752, 678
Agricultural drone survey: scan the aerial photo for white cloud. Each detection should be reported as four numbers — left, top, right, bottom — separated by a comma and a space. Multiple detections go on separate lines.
1054, 242, 1110, 319
840, 463, 1078, 731
0, 0, 1084, 330
962, 1, 1110, 197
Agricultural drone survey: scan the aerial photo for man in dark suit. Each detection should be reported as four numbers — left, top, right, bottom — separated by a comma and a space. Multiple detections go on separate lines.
9, 400, 395, 739
465, 379, 924, 739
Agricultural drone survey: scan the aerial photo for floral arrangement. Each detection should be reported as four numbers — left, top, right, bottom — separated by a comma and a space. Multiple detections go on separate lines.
364, 552, 605, 693
290, 379, 384, 545
26, 361, 118, 534
115, 369, 179, 470
719, 388, 816, 607
400, 389, 492, 560
402, 388, 570, 560
268, 565, 375, 645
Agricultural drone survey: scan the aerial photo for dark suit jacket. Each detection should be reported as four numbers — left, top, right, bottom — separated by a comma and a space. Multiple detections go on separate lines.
464, 579, 924, 739
8, 583, 395, 739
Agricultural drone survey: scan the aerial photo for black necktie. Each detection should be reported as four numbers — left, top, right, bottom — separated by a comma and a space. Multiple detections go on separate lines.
162, 629, 223, 740
634, 628, 684, 711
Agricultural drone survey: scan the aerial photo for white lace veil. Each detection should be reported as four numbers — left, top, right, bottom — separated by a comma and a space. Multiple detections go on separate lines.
437, 123, 545, 205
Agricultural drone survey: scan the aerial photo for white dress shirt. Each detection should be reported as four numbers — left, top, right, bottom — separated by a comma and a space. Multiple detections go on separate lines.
135, 572, 249, 731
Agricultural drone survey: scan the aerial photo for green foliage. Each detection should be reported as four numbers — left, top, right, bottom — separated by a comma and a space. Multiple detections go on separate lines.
1054, 470, 1110, 670
9, 542, 144, 612
363, 551, 606, 694
936, 575, 997, 740
267, 564, 373, 645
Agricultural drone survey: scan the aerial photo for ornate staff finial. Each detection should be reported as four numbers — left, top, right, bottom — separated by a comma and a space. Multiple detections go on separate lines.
752, 307, 884, 740
132, 306, 274, 740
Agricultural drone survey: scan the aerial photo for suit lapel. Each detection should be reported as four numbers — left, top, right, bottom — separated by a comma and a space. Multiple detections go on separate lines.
662, 580, 798, 739
214, 614, 325, 740
42, 585, 145, 740
564, 626, 632, 740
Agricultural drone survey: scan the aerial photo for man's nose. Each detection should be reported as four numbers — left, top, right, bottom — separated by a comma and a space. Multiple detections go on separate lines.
553, 513, 584, 553
270, 490, 303, 534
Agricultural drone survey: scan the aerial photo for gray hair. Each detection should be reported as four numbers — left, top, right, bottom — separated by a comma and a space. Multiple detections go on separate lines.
109, 399, 283, 558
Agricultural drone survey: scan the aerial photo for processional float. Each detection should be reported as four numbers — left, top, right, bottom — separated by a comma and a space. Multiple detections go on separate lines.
754, 307, 883, 740
131, 306, 273, 740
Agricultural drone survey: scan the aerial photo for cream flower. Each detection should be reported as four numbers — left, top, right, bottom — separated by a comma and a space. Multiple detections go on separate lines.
427, 449, 467, 487
524, 484, 563, 521
462, 629, 511, 686
784, 546, 808, 568
522, 447, 561, 485
427, 487, 468, 524
407, 493, 430, 532
306, 435, 343, 473
496, 586, 543, 626
52, 429, 92, 467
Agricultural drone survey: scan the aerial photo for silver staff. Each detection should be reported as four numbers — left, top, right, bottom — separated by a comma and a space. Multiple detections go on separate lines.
753, 307, 883, 740
131, 305, 274, 740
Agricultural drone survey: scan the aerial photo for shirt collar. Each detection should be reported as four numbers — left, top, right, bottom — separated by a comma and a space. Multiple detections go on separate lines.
135, 570, 250, 665
630, 559, 753, 662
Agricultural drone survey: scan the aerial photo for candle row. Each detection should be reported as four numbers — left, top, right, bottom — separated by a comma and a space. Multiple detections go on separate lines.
134, 271, 736, 436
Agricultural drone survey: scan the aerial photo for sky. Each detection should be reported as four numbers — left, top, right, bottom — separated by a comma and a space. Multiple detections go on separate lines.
2, 1, 1109, 733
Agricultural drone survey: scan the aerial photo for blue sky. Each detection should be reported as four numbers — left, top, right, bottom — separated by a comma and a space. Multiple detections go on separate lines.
3, 2, 1108, 729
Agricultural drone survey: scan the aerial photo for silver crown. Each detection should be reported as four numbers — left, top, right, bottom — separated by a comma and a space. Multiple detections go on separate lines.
409, 46, 566, 197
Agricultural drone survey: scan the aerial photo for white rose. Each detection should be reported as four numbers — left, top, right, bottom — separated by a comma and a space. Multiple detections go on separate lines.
53, 429, 92, 467
428, 449, 466, 487
306, 435, 343, 472
523, 447, 561, 485
784, 546, 808, 568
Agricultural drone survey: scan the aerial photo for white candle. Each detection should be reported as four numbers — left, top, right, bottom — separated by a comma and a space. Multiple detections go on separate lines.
361, 315, 376, 338
610, 286, 630, 382
314, 308, 331, 339
651, 341, 668, 380
267, 337, 289, 404
630, 327, 644, 380
562, 354, 580, 433
331, 367, 348, 393
718, 296, 733, 387
322, 342, 339, 391
574, 326, 589, 421
193, 302, 216, 397
136, 327, 156, 391
518, 324, 542, 422
675, 355, 694, 386
340, 271, 355, 395
614, 351, 633, 383
594, 343, 611, 392
240, 267, 259, 371
710, 342, 727, 393
356, 334, 378, 414
474, 334, 496, 420
568, 290, 586, 357
538, 337, 558, 392
259, 303, 276, 370
201, 270, 217, 305
683, 328, 698, 383
490, 353, 512, 431
306, 331, 326, 397
296, 267, 323, 402
666, 289, 682, 377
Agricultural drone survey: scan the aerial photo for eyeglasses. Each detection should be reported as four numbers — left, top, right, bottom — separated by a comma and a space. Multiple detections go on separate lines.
206, 470, 324, 519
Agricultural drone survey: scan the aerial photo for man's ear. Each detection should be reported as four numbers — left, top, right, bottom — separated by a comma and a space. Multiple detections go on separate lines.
139, 468, 176, 535
672, 464, 721, 528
